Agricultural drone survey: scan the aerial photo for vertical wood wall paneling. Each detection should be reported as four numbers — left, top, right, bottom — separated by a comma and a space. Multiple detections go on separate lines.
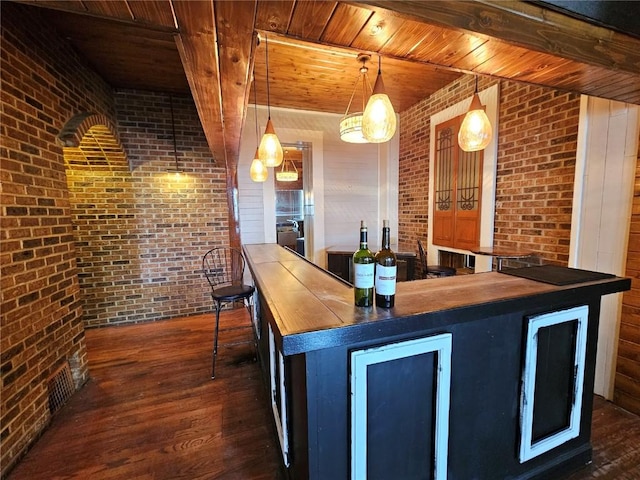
238, 105, 269, 246
570, 96, 639, 398
323, 139, 379, 248
618, 104, 640, 414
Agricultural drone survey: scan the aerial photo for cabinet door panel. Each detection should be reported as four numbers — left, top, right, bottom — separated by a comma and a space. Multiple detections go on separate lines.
453, 213, 479, 251
519, 306, 588, 462
269, 324, 290, 466
532, 320, 578, 442
327, 253, 351, 282
366, 353, 436, 479
351, 334, 452, 480
433, 211, 454, 246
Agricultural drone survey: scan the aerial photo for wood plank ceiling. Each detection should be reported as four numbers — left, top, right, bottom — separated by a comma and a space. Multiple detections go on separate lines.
13, 1, 640, 174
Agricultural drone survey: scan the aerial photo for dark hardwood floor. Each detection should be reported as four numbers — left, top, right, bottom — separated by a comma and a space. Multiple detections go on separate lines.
7, 310, 640, 479
8, 310, 286, 480
565, 397, 640, 480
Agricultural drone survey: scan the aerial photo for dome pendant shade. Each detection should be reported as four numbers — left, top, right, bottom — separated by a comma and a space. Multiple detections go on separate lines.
276, 170, 298, 182
250, 149, 268, 182
259, 118, 284, 167
339, 112, 368, 143
458, 93, 492, 152
362, 71, 397, 143
340, 54, 372, 144
276, 156, 298, 182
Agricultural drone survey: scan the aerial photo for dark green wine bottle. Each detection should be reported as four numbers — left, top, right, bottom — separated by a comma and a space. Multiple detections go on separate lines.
375, 220, 397, 308
353, 220, 375, 307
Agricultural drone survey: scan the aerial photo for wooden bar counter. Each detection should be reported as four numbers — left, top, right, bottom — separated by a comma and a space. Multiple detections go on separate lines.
243, 244, 630, 480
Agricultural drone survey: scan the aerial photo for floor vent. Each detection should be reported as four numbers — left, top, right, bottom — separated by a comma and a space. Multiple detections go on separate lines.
48, 361, 75, 415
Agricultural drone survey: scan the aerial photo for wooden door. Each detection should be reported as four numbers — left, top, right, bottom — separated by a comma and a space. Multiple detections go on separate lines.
433, 116, 482, 250
454, 148, 482, 250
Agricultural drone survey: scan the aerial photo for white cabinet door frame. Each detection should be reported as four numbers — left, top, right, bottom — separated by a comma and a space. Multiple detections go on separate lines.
350, 333, 452, 480
519, 306, 589, 462
269, 324, 290, 467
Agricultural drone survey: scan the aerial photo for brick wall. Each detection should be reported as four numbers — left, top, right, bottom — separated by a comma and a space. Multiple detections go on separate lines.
495, 83, 580, 263
1, 4, 231, 475
398, 75, 580, 266
66, 91, 227, 327
1, 4, 113, 475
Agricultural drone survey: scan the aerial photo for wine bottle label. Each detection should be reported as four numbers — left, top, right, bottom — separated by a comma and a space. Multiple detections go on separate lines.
375, 265, 397, 295
353, 263, 375, 288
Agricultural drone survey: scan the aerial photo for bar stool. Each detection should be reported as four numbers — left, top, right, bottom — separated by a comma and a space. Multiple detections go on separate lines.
202, 247, 256, 379
417, 240, 456, 278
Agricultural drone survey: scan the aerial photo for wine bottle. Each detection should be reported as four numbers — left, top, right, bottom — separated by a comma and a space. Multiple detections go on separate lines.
353, 220, 375, 307
375, 220, 397, 308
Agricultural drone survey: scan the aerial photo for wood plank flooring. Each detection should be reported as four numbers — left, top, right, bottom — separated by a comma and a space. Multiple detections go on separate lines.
8, 311, 285, 480
7, 310, 640, 479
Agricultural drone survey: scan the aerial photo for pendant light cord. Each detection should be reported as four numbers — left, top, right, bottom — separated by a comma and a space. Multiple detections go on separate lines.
265, 33, 272, 120
253, 68, 259, 141
344, 70, 361, 116
362, 67, 372, 111
343, 56, 371, 116
170, 95, 179, 171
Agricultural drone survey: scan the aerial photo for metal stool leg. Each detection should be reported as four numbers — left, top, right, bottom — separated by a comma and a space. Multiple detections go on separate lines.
212, 300, 221, 379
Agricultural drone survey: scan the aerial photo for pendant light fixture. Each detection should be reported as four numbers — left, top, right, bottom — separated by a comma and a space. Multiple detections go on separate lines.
276, 150, 298, 182
249, 64, 268, 183
258, 33, 283, 167
362, 55, 397, 143
340, 54, 372, 143
250, 149, 268, 182
167, 95, 182, 175
458, 76, 492, 152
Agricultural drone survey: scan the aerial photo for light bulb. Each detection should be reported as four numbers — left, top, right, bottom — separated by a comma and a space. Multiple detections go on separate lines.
258, 118, 283, 167
249, 153, 268, 182
362, 70, 396, 143
458, 93, 492, 152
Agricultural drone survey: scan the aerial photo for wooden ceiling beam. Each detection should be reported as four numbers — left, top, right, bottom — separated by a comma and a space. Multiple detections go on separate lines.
173, 0, 225, 165
213, 0, 257, 250
173, 1, 257, 167
214, 0, 258, 168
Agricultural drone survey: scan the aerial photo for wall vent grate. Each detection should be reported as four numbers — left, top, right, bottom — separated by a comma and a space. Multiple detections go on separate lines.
48, 361, 75, 415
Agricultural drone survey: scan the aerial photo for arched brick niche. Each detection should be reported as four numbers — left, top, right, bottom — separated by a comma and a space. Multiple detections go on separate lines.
63, 124, 129, 171
58, 113, 119, 148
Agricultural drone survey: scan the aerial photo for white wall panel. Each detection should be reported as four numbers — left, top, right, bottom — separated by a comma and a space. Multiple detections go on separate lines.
570, 96, 640, 397
238, 106, 398, 267
238, 117, 266, 245
323, 139, 379, 248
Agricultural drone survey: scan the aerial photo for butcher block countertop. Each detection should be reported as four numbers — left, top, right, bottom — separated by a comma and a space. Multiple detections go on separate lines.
243, 244, 630, 356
